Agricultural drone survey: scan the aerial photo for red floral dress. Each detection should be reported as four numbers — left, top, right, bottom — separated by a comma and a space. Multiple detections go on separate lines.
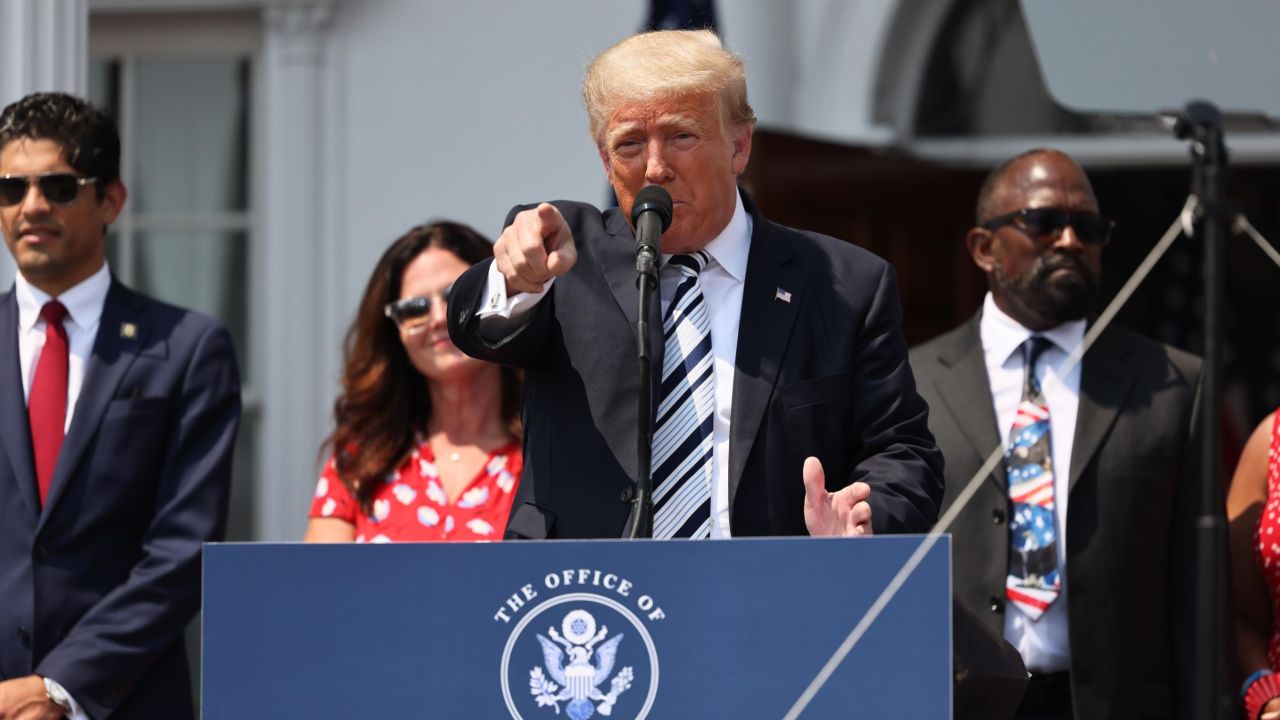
1257, 412, 1280, 667
309, 439, 522, 542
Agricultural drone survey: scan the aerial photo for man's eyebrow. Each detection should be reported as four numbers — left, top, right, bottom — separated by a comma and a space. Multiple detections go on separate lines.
606, 122, 643, 145
606, 114, 704, 146
656, 114, 702, 132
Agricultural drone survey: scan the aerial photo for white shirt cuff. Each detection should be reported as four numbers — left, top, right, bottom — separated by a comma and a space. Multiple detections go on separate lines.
475, 261, 552, 341
43, 676, 90, 720
478, 260, 552, 319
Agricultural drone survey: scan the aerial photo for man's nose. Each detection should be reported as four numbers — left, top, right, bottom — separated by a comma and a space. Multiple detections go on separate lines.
20, 181, 52, 215
1054, 224, 1085, 252
644, 141, 674, 184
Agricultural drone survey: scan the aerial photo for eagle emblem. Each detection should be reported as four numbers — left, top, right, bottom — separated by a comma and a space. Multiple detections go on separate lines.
529, 609, 633, 719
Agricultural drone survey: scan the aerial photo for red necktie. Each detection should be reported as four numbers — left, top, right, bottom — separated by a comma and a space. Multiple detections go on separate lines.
29, 300, 69, 506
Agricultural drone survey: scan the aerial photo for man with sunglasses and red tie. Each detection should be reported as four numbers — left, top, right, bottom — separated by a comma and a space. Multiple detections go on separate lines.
910, 148, 1206, 719
0, 92, 240, 719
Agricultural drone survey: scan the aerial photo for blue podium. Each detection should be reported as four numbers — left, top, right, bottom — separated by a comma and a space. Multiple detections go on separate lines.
203, 536, 950, 718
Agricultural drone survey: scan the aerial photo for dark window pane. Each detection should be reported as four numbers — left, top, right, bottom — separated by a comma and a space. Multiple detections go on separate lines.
131, 58, 250, 214
88, 59, 122, 122
226, 409, 258, 542
132, 230, 249, 381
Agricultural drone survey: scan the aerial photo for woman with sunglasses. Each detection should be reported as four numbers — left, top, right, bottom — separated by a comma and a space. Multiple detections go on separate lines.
1230, 410, 1280, 719
305, 221, 522, 542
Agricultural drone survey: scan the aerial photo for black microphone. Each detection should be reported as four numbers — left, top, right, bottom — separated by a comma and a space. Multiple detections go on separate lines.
631, 185, 673, 270
624, 184, 672, 540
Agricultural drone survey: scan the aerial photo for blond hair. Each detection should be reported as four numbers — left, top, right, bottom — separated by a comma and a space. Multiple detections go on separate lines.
583, 29, 756, 146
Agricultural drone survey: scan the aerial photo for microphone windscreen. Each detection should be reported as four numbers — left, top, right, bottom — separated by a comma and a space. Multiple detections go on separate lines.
631, 185, 673, 231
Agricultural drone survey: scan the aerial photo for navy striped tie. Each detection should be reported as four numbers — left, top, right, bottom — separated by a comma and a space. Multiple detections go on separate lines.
652, 251, 715, 539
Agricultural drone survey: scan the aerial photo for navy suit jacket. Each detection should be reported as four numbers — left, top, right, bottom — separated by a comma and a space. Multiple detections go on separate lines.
449, 195, 942, 539
0, 279, 240, 719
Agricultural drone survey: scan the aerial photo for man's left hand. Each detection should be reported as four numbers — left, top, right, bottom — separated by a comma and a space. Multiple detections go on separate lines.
0, 676, 64, 720
802, 456, 873, 537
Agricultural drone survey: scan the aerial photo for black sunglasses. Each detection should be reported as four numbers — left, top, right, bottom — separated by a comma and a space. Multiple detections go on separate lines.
982, 207, 1115, 246
383, 285, 454, 330
0, 173, 98, 207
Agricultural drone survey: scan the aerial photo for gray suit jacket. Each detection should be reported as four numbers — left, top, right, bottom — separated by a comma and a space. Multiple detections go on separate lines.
910, 313, 1205, 720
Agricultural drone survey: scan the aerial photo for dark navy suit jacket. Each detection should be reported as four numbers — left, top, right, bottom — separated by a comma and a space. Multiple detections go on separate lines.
449, 195, 942, 539
0, 279, 240, 719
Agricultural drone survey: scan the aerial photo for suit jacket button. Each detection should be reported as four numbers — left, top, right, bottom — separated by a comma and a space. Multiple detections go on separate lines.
992, 509, 1005, 524
989, 597, 1005, 613
16, 627, 30, 648
620, 486, 635, 502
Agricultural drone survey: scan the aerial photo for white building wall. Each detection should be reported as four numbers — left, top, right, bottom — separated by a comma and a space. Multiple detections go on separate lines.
332, 1, 636, 297
724, 0, 897, 145
328, 0, 901, 284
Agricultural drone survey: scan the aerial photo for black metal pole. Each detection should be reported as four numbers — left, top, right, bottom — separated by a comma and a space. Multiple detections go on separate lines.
623, 187, 672, 540
624, 250, 659, 539
1176, 99, 1231, 720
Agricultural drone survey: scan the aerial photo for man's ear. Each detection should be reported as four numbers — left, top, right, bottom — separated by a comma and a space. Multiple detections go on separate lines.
966, 227, 996, 273
97, 179, 127, 226
597, 144, 613, 181
730, 124, 753, 175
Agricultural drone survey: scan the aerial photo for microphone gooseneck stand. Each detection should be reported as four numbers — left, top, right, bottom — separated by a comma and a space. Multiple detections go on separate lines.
1172, 100, 1231, 720
624, 185, 673, 540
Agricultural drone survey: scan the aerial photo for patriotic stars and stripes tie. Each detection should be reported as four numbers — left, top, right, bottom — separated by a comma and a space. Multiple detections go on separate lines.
1004, 335, 1063, 621
652, 251, 715, 539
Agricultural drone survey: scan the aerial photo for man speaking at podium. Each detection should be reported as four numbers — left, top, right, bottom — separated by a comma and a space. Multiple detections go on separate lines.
449, 29, 942, 541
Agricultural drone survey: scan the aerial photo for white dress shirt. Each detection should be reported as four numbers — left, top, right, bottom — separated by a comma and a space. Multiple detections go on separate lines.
478, 191, 753, 537
979, 292, 1084, 674
14, 263, 109, 720
16, 262, 111, 434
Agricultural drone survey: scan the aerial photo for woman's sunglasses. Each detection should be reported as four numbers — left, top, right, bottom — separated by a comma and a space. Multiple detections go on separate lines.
383, 285, 453, 334
0, 173, 98, 206
982, 207, 1115, 246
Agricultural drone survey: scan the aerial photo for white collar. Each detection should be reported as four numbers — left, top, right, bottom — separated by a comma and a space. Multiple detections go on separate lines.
662, 188, 752, 281
979, 292, 1086, 367
15, 262, 112, 333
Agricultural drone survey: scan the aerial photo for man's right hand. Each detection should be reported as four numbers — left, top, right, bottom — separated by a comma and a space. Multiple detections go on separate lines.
0, 676, 64, 720
494, 203, 577, 295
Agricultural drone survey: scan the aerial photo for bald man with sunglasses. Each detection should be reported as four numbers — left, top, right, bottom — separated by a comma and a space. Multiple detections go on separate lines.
909, 148, 1207, 719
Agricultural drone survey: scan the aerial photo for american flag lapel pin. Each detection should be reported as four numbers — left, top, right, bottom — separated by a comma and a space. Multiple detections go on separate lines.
120, 322, 137, 339
774, 287, 792, 303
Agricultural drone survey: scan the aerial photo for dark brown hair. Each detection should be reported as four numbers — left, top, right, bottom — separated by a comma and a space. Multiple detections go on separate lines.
324, 221, 521, 514
0, 92, 120, 199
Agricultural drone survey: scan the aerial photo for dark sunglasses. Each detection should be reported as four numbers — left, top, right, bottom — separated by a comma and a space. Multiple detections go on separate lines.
982, 207, 1115, 246
0, 173, 98, 207
383, 285, 454, 331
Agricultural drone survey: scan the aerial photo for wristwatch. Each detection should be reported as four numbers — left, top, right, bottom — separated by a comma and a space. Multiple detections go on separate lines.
42, 677, 74, 715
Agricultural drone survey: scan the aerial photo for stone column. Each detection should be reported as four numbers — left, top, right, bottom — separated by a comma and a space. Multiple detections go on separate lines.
258, 0, 336, 540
